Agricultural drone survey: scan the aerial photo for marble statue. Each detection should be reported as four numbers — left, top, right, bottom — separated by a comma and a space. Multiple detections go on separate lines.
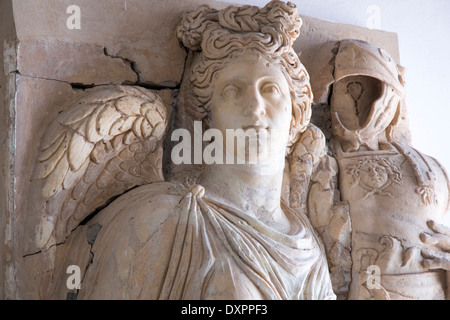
20, 0, 450, 301
308, 39, 450, 299
24, 1, 336, 300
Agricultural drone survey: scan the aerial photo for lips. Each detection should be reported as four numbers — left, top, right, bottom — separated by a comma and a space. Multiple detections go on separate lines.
242, 124, 268, 131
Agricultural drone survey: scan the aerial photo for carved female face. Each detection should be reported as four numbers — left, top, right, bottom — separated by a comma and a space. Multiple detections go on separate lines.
210, 55, 292, 164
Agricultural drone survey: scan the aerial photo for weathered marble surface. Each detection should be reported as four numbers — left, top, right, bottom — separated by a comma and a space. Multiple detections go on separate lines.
3, 0, 447, 300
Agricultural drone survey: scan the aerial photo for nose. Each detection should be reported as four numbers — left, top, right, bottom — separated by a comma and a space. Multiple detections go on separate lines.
244, 87, 266, 118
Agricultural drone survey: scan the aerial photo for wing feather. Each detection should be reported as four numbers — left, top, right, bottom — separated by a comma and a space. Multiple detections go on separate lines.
97, 104, 123, 138
86, 106, 105, 143
36, 134, 69, 179
116, 96, 143, 116
132, 117, 144, 138
58, 103, 97, 126
96, 170, 116, 190
68, 132, 94, 171
119, 116, 137, 134
38, 134, 66, 162
63, 157, 89, 190
26, 85, 169, 253
42, 155, 70, 197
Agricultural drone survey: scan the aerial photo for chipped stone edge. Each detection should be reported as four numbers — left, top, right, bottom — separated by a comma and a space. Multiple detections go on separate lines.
2, 39, 18, 300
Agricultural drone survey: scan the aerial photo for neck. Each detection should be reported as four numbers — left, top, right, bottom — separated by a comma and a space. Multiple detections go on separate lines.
198, 159, 289, 230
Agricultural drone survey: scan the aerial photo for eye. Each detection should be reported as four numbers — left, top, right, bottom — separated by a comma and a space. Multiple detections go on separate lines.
261, 83, 281, 96
222, 85, 240, 99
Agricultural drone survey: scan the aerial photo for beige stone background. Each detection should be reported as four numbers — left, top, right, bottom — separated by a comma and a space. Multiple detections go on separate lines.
1, 0, 402, 299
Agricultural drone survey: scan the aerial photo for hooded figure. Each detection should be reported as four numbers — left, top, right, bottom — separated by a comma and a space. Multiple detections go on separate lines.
329, 39, 450, 300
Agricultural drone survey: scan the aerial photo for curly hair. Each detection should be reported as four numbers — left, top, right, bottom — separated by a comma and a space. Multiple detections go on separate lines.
176, 1, 313, 152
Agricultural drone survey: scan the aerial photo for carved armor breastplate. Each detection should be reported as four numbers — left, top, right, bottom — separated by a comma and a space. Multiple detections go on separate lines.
335, 142, 450, 299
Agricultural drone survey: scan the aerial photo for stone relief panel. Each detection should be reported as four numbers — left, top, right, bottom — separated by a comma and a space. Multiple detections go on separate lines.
20, 1, 337, 300
307, 39, 450, 300
2, 0, 449, 300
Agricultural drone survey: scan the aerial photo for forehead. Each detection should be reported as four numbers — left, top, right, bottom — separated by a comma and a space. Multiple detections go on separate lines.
215, 55, 288, 85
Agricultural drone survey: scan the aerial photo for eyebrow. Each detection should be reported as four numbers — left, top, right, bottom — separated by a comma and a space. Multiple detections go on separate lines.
220, 75, 282, 88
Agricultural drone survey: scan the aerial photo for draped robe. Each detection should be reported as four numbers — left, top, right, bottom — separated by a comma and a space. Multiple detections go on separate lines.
73, 182, 335, 300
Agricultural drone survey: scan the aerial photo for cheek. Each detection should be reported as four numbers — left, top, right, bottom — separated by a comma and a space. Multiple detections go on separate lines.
283, 98, 293, 123
210, 101, 239, 131
268, 97, 292, 127
210, 108, 226, 131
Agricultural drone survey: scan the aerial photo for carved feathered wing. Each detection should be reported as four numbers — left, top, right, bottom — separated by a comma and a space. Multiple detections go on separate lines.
25, 85, 169, 253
